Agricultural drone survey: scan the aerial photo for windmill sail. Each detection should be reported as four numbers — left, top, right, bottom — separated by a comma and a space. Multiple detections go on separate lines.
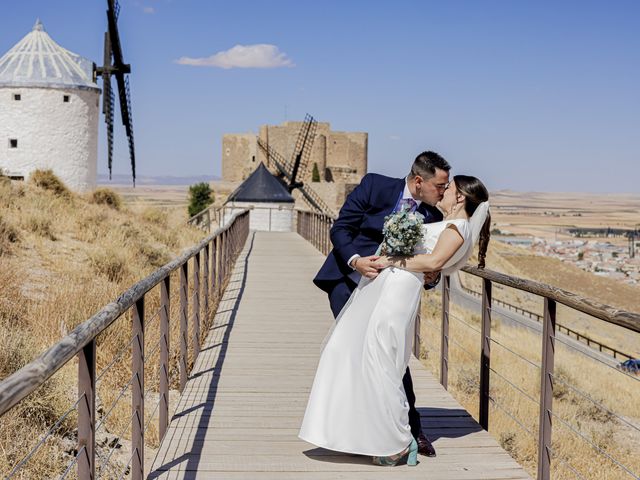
95, 0, 136, 185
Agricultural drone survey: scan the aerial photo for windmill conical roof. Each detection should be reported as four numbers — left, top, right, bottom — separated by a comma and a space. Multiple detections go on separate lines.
227, 163, 295, 203
0, 19, 99, 91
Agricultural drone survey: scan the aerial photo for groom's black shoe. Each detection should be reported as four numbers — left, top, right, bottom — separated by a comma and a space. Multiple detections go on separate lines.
417, 433, 436, 457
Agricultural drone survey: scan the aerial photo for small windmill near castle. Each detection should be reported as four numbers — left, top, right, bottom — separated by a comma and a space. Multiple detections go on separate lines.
0, 0, 136, 191
222, 115, 336, 232
257, 114, 336, 216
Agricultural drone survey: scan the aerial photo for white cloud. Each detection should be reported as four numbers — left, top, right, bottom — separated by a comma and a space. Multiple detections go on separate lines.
389, 135, 401, 141
143, 6, 156, 14
176, 44, 294, 69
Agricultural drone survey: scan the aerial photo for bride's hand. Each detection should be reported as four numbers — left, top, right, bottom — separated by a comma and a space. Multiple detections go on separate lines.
378, 256, 391, 269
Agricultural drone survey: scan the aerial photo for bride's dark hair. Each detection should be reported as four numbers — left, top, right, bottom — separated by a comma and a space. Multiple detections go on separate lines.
453, 175, 491, 268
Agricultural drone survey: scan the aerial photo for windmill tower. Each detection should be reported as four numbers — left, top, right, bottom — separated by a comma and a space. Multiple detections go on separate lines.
0, 19, 100, 191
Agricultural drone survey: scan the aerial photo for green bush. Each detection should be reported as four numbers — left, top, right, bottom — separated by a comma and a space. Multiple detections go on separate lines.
188, 182, 214, 217
29, 169, 70, 197
311, 162, 321, 182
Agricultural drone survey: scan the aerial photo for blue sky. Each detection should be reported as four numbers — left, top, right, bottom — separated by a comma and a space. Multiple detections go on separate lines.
2, 1, 639, 192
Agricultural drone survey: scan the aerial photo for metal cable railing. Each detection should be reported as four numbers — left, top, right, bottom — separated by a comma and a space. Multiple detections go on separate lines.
0, 209, 251, 479
6, 396, 82, 479
488, 395, 536, 438
550, 410, 639, 479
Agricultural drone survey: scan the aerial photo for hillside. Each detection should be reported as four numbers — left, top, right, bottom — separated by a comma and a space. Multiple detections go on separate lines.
462, 239, 640, 357
0, 175, 203, 477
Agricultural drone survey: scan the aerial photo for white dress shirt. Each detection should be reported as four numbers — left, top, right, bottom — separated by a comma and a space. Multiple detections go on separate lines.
348, 179, 421, 269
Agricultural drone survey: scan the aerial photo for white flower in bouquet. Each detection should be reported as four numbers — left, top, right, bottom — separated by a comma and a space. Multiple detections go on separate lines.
381, 206, 425, 256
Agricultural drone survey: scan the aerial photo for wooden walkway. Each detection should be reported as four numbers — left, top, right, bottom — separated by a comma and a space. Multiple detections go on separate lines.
147, 232, 532, 480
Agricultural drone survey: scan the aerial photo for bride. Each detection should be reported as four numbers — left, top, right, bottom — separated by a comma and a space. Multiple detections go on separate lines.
299, 175, 491, 466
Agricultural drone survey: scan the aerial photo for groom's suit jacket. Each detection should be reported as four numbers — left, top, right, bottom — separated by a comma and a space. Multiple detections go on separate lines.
313, 173, 444, 293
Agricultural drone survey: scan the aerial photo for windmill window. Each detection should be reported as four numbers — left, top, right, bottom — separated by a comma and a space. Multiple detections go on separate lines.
63, 95, 70, 103
252, 155, 256, 163
13, 94, 21, 101
9, 139, 18, 148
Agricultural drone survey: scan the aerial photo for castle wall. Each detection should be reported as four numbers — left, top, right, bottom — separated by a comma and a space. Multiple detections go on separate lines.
222, 133, 257, 182
224, 120, 367, 214
0, 86, 99, 191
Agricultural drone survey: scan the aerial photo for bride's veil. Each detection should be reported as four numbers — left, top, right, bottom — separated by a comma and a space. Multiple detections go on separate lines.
441, 201, 490, 276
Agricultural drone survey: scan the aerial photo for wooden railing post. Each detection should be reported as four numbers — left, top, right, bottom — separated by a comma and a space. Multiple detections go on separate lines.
179, 263, 188, 391
479, 278, 492, 430
203, 243, 209, 324
77, 338, 95, 480
132, 297, 145, 480
537, 298, 556, 480
159, 276, 170, 440
214, 238, 218, 301
193, 252, 201, 359
440, 275, 451, 389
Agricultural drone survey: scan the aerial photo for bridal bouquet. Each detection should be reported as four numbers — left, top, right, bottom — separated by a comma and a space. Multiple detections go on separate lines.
381, 207, 424, 255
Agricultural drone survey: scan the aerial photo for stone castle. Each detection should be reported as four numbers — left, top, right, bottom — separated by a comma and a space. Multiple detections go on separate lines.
222, 121, 368, 212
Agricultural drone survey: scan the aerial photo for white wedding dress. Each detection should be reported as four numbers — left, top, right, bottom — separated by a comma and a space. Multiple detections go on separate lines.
299, 219, 471, 456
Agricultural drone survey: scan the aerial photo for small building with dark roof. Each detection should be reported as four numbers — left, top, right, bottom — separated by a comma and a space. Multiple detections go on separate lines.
223, 162, 295, 231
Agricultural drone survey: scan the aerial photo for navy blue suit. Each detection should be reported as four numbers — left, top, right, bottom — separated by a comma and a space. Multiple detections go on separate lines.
312, 173, 443, 438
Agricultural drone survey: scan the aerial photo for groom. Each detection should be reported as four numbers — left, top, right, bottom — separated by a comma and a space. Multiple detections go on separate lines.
313, 150, 451, 457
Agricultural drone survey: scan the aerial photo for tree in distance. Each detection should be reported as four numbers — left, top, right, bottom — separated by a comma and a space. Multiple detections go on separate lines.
188, 182, 214, 217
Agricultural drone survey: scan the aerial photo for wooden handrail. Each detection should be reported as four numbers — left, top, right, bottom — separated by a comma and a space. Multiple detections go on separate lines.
0, 209, 249, 418
462, 266, 640, 334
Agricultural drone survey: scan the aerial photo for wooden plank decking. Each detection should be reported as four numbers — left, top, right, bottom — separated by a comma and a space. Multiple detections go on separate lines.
147, 231, 532, 479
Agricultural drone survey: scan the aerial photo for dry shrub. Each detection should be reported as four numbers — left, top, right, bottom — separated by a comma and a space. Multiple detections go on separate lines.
29, 169, 70, 197
76, 210, 110, 243
90, 188, 122, 210
142, 207, 167, 226
25, 212, 56, 240
89, 249, 129, 283
454, 367, 479, 395
0, 215, 19, 255
139, 242, 170, 268
500, 431, 517, 455
551, 365, 576, 401
0, 261, 27, 324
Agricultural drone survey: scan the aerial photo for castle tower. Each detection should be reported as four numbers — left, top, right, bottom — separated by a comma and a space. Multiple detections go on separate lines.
0, 19, 100, 191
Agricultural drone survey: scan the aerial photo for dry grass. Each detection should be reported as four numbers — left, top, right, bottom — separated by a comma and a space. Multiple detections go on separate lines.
0, 177, 205, 477
419, 289, 640, 480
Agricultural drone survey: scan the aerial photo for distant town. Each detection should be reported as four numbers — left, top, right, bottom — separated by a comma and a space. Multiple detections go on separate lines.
495, 231, 640, 285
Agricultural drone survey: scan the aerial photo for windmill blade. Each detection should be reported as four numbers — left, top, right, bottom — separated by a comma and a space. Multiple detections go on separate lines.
294, 115, 317, 181
257, 138, 290, 180
257, 137, 334, 216
104, 78, 114, 179
114, 72, 136, 184
285, 114, 315, 178
100, 0, 135, 184
298, 183, 335, 217
106, 0, 130, 75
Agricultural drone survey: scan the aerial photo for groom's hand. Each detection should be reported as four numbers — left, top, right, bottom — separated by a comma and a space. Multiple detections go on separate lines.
353, 256, 384, 279
423, 271, 441, 289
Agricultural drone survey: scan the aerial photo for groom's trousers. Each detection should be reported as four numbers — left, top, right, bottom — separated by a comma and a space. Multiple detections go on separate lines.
328, 277, 423, 439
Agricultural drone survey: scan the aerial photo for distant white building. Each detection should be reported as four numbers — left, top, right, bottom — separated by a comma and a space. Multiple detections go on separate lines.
0, 20, 99, 191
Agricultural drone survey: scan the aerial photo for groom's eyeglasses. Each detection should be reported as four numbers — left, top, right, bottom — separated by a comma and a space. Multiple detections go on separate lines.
433, 181, 450, 191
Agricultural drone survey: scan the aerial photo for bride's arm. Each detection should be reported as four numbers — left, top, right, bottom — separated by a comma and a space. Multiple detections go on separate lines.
380, 225, 464, 273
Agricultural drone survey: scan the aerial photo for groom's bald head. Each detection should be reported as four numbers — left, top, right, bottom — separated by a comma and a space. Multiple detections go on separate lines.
409, 151, 451, 180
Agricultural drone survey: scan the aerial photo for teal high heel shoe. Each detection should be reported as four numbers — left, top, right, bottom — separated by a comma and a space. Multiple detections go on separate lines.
372, 438, 419, 467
